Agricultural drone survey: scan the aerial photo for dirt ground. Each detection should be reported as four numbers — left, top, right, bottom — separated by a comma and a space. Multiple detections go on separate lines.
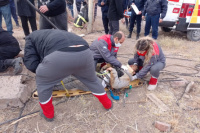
0, 6, 200, 133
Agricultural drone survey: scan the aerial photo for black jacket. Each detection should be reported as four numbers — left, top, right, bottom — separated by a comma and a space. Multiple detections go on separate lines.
17, 0, 36, 17
129, 0, 146, 15
107, 0, 124, 21
38, 0, 66, 17
98, 0, 109, 14
0, 0, 9, 7
142, 0, 168, 19
66, 0, 73, 5
0, 28, 20, 60
24, 29, 89, 73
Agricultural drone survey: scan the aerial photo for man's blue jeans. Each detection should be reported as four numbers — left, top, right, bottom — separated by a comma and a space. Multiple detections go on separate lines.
0, 4, 13, 34
67, 4, 74, 17
9, 0, 19, 26
144, 14, 160, 39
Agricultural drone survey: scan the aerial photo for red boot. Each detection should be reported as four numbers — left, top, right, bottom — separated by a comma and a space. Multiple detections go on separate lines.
39, 97, 54, 121
93, 93, 112, 110
147, 76, 158, 90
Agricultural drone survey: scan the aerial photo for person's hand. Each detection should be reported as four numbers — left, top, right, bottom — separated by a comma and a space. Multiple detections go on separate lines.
131, 75, 137, 81
106, 67, 113, 72
138, 11, 142, 15
121, 18, 125, 24
159, 19, 163, 23
39, 5, 49, 13
101, 1, 105, 5
142, 16, 145, 20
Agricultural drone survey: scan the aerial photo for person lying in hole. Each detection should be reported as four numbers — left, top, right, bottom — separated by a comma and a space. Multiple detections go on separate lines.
0, 28, 23, 75
23, 29, 112, 122
128, 36, 166, 90
98, 64, 138, 89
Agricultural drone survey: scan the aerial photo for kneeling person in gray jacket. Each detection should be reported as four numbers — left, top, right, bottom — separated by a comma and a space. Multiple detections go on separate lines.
128, 37, 166, 90
90, 31, 125, 69
24, 29, 112, 122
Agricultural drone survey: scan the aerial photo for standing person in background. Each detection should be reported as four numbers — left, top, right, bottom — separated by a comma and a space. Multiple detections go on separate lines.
0, 0, 13, 34
38, 0, 68, 31
76, 0, 83, 13
127, 0, 146, 40
107, 0, 124, 35
66, 0, 74, 18
142, 0, 167, 39
17, 0, 37, 38
9, 0, 19, 27
98, 0, 109, 34
94, 0, 97, 21
123, 0, 131, 30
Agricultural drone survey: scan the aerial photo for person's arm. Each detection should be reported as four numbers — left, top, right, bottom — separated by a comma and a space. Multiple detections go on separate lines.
97, 41, 122, 67
47, 0, 65, 11
115, 0, 124, 19
160, 0, 168, 19
24, 36, 40, 73
136, 56, 156, 78
140, 0, 147, 12
142, 0, 147, 16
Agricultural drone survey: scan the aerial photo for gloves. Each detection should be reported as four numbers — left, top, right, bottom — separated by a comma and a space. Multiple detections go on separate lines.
121, 65, 128, 71
131, 75, 137, 81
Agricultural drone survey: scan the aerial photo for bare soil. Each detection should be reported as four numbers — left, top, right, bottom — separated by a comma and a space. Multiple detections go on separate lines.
0, 6, 200, 133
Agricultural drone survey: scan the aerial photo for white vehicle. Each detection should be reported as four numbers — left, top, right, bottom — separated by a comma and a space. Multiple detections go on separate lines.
159, 0, 200, 41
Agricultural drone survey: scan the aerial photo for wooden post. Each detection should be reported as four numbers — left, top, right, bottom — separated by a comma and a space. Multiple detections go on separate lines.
87, 0, 93, 32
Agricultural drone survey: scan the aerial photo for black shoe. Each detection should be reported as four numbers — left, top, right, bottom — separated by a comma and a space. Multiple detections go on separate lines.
40, 109, 54, 122
127, 33, 132, 38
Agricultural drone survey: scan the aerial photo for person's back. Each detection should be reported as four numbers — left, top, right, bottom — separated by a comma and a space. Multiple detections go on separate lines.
0, 28, 22, 74
24, 29, 89, 73
0, 28, 19, 47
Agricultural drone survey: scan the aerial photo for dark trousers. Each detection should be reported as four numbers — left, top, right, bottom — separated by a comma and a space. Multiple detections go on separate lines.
145, 14, 160, 39
76, 1, 81, 12
36, 49, 106, 103
129, 14, 142, 34
109, 20, 119, 35
125, 17, 129, 28
9, 0, 18, 26
20, 16, 37, 36
102, 12, 109, 34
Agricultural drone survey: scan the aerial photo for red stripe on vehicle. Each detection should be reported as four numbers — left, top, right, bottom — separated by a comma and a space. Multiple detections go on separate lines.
168, 0, 179, 2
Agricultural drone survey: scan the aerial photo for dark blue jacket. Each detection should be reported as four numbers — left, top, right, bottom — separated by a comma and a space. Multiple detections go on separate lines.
142, 0, 168, 19
0, 0, 9, 6
98, 0, 109, 14
123, 0, 130, 11
129, 0, 146, 14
